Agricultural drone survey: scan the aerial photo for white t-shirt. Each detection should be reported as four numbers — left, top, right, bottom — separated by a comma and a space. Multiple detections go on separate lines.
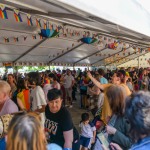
43, 84, 53, 102
64, 75, 74, 88
79, 122, 96, 138
30, 86, 47, 127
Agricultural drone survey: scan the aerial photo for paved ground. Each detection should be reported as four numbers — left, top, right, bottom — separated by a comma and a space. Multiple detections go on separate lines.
67, 94, 93, 132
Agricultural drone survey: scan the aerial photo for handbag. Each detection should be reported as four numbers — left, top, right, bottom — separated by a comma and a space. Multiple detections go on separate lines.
0, 114, 13, 138
93, 115, 118, 150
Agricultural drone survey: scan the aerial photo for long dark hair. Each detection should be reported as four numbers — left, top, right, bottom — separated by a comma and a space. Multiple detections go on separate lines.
49, 73, 59, 82
16, 78, 26, 92
27, 72, 41, 86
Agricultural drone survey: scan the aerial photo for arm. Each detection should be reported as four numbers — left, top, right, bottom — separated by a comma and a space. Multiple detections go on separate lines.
87, 72, 104, 90
107, 118, 132, 149
35, 105, 46, 113
63, 129, 73, 149
17, 98, 26, 110
35, 86, 47, 113
89, 87, 100, 95
62, 109, 74, 149
72, 79, 75, 88
92, 130, 96, 143
112, 129, 132, 149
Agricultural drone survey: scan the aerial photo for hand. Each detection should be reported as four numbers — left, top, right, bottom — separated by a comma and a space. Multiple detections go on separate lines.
106, 125, 117, 135
92, 137, 95, 144
110, 143, 122, 150
87, 71, 92, 78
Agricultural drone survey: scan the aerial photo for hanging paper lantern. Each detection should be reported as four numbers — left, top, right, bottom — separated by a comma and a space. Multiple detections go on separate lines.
39, 29, 59, 38
80, 37, 97, 44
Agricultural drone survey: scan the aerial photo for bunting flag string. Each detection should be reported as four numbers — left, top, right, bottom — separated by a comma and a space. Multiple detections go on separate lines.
49, 23, 53, 30
0, 4, 8, 19
24, 36, 27, 41
56, 25, 59, 32
32, 35, 36, 39
0, 3, 149, 60
40, 35, 44, 39
36, 18, 42, 27
14, 37, 19, 42
14, 9, 22, 22
43, 20, 47, 29
4, 37, 9, 43
27, 14, 33, 26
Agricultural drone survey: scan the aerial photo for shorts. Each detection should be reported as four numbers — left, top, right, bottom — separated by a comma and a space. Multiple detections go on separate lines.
80, 136, 91, 148
65, 88, 72, 99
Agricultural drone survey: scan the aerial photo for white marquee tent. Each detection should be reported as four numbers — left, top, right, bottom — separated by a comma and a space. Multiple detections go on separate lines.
0, 0, 150, 68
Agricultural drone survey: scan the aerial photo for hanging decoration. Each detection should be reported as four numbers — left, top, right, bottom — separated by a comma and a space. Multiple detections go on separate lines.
108, 41, 118, 50
43, 20, 48, 29
24, 36, 27, 41
4, 38, 9, 43
27, 14, 33, 26
40, 35, 44, 39
39, 28, 59, 38
49, 23, 53, 30
80, 37, 98, 44
0, 4, 8, 19
32, 35, 36, 39
36, 18, 42, 28
3, 62, 12, 67
14, 9, 22, 22
14, 37, 19, 42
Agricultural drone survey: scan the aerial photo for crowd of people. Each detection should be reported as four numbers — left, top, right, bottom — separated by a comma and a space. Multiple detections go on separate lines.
0, 66, 150, 150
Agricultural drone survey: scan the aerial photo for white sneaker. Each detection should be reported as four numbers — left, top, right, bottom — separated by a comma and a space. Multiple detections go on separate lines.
69, 105, 73, 108
65, 105, 69, 107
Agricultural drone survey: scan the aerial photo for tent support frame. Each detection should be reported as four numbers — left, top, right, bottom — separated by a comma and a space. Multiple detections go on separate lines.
117, 51, 150, 67
106, 48, 148, 66
91, 45, 133, 65
73, 47, 107, 65
49, 43, 84, 64
13, 38, 47, 63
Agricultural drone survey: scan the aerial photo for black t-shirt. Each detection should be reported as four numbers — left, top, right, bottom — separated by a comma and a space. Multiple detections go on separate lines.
45, 105, 73, 147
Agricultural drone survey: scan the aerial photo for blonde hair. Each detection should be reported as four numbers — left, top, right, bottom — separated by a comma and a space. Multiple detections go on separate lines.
0, 80, 11, 95
105, 85, 126, 116
6, 112, 46, 150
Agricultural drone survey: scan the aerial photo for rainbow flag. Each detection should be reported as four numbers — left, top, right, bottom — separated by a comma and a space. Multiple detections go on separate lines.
0, 4, 8, 19
36, 18, 41, 27
14, 9, 22, 22
27, 14, 33, 26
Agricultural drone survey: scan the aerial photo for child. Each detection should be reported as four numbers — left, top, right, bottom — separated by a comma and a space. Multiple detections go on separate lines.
79, 113, 96, 150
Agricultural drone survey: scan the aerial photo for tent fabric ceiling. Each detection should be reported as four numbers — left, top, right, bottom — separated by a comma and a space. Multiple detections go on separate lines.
0, 0, 150, 67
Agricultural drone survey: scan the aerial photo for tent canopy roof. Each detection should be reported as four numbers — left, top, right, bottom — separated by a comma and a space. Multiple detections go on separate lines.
0, 0, 150, 67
